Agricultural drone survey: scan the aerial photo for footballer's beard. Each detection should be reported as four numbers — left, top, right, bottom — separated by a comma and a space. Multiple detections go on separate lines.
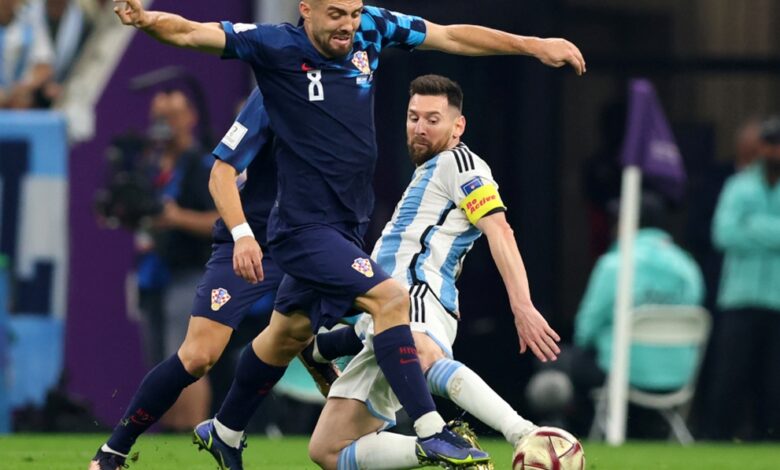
408, 137, 449, 166
316, 30, 354, 58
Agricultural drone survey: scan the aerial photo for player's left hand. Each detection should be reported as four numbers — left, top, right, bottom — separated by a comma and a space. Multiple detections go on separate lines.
533, 38, 586, 75
233, 236, 264, 284
513, 304, 561, 362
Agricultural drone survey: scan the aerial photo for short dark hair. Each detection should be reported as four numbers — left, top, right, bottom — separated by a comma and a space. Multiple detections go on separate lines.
409, 74, 463, 112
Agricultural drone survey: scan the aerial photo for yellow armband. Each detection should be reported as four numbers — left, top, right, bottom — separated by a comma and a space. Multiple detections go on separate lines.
459, 184, 505, 225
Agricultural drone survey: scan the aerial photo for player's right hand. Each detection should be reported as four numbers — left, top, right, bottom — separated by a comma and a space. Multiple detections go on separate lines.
233, 237, 264, 284
114, 0, 146, 28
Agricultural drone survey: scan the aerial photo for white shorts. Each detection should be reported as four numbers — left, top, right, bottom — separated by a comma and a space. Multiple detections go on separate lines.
328, 288, 458, 426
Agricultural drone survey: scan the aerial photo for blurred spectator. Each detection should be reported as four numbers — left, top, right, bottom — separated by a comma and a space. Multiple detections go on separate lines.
0, 0, 54, 108
34, 0, 93, 103
702, 116, 780, 441
526, 193, 705, 436
733, 118, 763, 171
135, 89, 218, 431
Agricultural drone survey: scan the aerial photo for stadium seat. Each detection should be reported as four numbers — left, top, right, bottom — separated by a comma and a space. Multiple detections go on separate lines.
588, 305, 712, 444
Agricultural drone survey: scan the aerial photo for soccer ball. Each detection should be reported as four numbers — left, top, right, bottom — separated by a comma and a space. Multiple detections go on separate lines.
512, 427, 585, 470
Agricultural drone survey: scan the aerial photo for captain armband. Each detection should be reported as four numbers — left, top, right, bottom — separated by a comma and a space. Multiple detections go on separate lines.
458, 184, 506, 225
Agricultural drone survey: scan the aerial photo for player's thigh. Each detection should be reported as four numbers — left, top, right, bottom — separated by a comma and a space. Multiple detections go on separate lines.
309, 397, 385, 462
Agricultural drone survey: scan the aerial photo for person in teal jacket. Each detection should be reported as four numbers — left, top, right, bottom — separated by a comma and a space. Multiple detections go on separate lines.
703, 116, 780, 441
527, 193, 704, 435
573, 226, 705, 390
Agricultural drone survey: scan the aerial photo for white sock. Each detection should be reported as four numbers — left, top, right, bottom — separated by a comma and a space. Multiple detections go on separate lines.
427, 359, 537, 444
338, 432, 420, 469
413, 410, 447, 438
312, 338, 328, 363
213, 417, 244, 449
101, 444, 128, 458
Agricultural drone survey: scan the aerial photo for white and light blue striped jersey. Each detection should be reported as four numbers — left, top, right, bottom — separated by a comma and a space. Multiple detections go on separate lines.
372, 143, 506, 317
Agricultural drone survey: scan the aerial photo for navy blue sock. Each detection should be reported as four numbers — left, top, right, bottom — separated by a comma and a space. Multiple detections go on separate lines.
316, 325, 363, 360
373, 324, 436, 421
107, 354, 197, 454
216, 345, 287, 431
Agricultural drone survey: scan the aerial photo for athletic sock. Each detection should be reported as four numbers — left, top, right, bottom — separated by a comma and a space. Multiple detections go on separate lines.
314, 325, 363, 362
373, 325, 444, 437
427, 358, 536, 444
213, 416, 244, 449
215, 344, 287, 432
338, 432, 419, 470
106, 354, 198, 454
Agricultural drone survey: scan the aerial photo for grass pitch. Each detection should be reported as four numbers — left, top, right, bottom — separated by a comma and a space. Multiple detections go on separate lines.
0, 434, 778, 469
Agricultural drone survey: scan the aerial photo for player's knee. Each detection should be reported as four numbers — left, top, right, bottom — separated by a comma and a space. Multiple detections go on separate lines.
308, 438, 338, 470
177, 346, 218, 377
258, 328, 311, 362
418, 345, 446, 372
375, 284, 410, 323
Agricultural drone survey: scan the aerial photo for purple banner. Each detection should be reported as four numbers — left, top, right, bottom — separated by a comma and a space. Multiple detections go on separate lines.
65, 0, 251, 426
619, 79, 686, 199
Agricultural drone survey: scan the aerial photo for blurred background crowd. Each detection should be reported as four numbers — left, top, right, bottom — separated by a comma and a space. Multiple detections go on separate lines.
0, 0, 778, 444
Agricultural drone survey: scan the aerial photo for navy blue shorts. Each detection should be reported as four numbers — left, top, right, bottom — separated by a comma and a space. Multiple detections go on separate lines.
269, 223, 390, 331
191, 242, 283, 329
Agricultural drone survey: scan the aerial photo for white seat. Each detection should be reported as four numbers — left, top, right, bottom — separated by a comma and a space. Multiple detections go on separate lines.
588, 305, 711, 444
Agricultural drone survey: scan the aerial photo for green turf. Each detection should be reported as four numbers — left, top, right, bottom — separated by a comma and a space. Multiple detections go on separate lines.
0, 434, 778, 469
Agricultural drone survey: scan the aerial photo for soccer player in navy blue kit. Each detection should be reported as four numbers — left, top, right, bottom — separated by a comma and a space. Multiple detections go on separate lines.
108, 1, 585, 469
89, 89, 290, 470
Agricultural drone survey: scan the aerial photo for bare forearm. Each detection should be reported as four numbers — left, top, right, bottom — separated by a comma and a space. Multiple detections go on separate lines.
115, 0, 225, 54
209, 163, 248, 232
140, 12, 220, 50
486, 225, 534, 310
422, 23, 540, 56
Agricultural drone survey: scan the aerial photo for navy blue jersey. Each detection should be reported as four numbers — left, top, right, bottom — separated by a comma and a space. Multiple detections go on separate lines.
220, 6, 426, 229
211, 87, 277, 246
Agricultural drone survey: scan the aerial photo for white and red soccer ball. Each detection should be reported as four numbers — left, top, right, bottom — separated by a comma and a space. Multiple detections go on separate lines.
512, 426, 585, 470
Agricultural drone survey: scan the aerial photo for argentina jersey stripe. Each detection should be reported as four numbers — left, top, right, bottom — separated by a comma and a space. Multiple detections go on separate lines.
439, 226, 481, 312
408, 202, 456, 285
375, 162, 438, 276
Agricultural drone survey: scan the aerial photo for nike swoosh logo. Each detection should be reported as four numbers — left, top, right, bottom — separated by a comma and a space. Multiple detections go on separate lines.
301, 63, 314, 71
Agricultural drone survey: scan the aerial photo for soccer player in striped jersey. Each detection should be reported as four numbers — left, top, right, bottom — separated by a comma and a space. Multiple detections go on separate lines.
111, 1, 584, 468
308, 75, 560, 470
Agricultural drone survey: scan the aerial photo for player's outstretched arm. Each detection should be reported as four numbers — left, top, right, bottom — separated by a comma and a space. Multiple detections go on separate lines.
476, 212, 561, 362
210, 159, 264, 284
114, 0, 225, 55
420, 21, 586, 75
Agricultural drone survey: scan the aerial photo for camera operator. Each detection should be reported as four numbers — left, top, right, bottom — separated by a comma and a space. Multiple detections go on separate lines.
136, 89, 218, 431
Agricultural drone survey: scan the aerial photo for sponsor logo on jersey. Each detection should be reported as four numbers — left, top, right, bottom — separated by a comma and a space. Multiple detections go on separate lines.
351, 257, 374, 278
211, 288, 232, 311
351, 50, 371, 75
301, 62, 315, 72
460, 176, 483, 195
221, 121, 248, 151
465, 194, 498, 215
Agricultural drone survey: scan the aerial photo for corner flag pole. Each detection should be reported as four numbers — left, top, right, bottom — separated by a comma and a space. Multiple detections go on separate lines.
606, 165, 642, 445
